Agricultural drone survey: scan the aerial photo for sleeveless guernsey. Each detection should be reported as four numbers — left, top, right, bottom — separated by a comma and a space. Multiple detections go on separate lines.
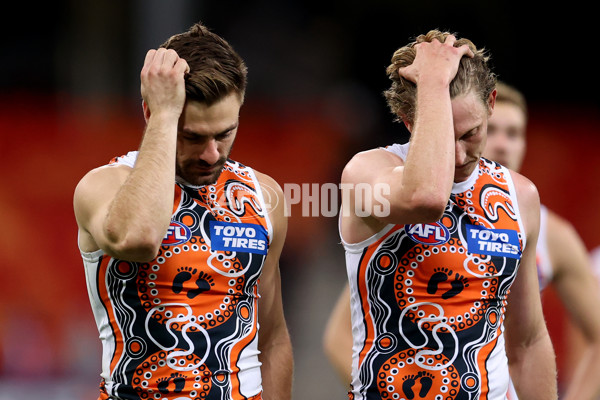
343, 143, 526, 400
80, 151, 272, 400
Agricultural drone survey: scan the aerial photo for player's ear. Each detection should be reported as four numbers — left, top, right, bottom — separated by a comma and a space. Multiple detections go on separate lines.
401, 115, 413, 132
487, 89, 497, 116
142, 100, 151, 122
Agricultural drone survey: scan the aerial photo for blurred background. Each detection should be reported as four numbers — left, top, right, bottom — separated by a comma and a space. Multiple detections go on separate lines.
1, 1, 599, 399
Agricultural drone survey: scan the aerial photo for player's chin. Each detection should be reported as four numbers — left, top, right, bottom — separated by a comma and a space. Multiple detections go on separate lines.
187, 172, 218, 186
180, 164, 226, 186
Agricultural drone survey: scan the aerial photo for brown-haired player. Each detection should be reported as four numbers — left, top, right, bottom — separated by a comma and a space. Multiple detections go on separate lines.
74, 22, 292, 400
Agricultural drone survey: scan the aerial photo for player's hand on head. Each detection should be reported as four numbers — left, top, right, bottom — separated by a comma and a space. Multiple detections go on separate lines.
398, 35, 474, 87
140, 48, 190, 118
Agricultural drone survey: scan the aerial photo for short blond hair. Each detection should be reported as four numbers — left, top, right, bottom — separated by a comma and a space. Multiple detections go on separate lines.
383, 30, 496, 125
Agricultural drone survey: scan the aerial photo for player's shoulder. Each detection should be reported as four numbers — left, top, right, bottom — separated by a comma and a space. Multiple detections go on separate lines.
508, 169, 540, 208
75, 163, 132, 198
342, 147, 403, 183
251, 169, 283, 197
248, 168, 287, 222
73, 163, 133, 229
507, 170, 540, 240
74, 163, 131, 216
346, 147, 403, 169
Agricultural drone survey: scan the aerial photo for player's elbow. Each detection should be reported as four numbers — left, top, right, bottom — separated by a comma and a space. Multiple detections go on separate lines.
412, 196, 447, 222
413, 188, 448, 219
104, 226, 163, 262
388, 192, 447, 224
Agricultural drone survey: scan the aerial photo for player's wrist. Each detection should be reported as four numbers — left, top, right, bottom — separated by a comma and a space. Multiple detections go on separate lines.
146, 109, 182, 127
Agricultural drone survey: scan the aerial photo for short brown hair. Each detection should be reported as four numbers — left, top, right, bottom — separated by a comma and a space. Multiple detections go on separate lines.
161, 22, 248, 105
383, 30, 496, 126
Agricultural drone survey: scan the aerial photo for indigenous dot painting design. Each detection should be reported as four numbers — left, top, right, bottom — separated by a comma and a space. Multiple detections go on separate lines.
85, 155, 269, 400
347, 158, 524, 400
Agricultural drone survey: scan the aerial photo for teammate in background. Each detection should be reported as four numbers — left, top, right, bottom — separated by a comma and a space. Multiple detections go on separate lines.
329, 31, 557, 399
73, 22, 292, 400
485, 82, 600, 400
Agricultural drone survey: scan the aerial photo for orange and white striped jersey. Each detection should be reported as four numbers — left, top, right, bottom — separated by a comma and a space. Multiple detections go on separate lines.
343, 143, 526, 400
80, 151, 272, 400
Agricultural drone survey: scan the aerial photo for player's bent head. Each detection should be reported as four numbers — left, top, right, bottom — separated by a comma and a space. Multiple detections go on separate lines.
383, 29, 497, 126
160, 22, 248, 106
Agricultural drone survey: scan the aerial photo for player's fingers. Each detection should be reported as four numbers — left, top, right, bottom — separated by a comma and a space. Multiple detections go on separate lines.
147, 48, 167, 72
397, 65, 416, 83
444, 35, 474, 58
174, 58, 190, 75
444, 34, 457, 46
172, 57, 190, 79
457, 44, 474, 58
161, 49, 181, 68
142, 49, 157, 70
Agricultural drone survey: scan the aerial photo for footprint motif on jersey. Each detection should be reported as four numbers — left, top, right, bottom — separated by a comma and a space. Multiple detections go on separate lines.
172, 267, 197, 294
417, 371, 434, 397
187, 271, 215, 299
402, 371, 435, 399
172, 267, 214, 298
157, 372, 186, 394
402, 374, 418, 399
427, 267, 451, 294
443, 273, 469, 299
427, 267, 469, 299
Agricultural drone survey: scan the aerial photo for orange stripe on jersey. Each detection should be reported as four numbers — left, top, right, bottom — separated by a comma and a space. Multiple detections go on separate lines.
355, 226, 402, 370
475, 327, 503, 399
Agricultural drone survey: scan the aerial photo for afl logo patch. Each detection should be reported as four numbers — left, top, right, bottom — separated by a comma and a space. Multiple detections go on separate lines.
405, 222, 450, 245
162, 221, 192, 245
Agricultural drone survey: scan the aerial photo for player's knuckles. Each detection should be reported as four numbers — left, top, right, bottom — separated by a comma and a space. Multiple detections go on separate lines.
164, 48, 180, 58
146, 66, 181, 83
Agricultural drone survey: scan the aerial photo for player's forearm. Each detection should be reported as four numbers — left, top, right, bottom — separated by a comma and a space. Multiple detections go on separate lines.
408, 81, 455, 188
509, 333, 557, 400
259, 333, 293, 400
393, 81, 455, 218
103, 114, 178, 260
